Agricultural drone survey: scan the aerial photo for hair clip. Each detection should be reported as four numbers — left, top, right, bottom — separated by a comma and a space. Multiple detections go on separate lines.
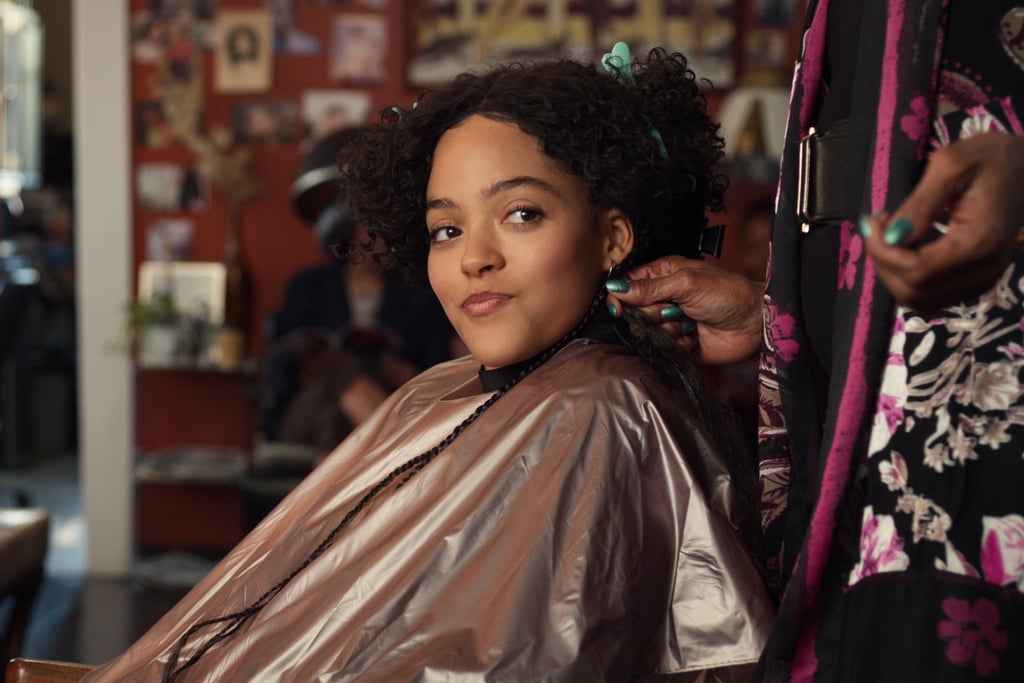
601, 41, 636, 85
600, 41, 669, 160
699, 224, 725, 259
388, 101, 419, 120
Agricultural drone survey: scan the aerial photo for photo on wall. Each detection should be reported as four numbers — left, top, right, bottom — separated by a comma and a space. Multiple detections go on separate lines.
330, 14, 389, 83
130, 2, 217, 65
135, 101, 176, 148
137, 163, 208, 212
146, 218, 196, 262
215, 9, 274, 93
232, 100, 300, 143
301, 90, 372, 142
266, 0, 322, 53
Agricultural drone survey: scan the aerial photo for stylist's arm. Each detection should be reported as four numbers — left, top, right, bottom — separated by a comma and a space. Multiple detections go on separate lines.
607, 255, 763, 364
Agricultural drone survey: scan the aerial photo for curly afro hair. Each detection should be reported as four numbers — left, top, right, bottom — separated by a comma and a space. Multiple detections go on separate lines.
339, 48, 726, 285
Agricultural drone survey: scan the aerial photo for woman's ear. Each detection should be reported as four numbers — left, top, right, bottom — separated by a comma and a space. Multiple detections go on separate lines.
599, 208, 635, 271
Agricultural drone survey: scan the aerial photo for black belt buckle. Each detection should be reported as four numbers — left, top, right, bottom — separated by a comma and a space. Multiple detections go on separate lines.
796, 120, 849, 232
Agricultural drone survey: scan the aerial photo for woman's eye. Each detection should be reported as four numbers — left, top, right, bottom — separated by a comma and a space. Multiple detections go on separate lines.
430, 225, 461, 243
506, 206, 543, 224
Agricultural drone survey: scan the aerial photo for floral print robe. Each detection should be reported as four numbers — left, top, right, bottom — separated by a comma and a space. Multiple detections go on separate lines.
755, 1, 1024, 681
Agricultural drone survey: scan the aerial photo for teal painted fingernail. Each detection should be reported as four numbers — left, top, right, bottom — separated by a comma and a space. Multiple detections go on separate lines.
660, 305, 684, 321
884, 217, 913, 245
607, 302, 619, 317
681, 319, 697, 335
859, 214, 872, 238
605, 279, 630, 293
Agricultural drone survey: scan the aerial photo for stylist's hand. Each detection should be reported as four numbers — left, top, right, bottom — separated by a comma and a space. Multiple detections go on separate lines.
862, 132, 1024, 311
606, 255, 763, 364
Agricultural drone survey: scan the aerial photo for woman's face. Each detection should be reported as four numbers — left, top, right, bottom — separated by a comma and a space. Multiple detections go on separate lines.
426, 115, 625, 369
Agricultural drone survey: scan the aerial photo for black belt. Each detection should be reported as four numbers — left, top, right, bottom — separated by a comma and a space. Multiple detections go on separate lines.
797, 119, 849, 232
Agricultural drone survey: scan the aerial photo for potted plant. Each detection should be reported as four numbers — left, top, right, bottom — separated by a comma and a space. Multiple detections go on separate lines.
123, 292, 210, 368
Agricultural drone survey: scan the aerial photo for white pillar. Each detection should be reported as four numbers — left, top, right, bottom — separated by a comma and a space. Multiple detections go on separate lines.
73, 0, 134, 577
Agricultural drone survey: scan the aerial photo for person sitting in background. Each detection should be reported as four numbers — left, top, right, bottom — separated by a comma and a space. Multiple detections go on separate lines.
266, 221, 460, 455
82, 44, 772, 682
264, 127, 461, 458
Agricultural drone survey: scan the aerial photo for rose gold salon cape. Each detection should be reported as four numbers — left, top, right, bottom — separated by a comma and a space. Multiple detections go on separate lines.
85, 340, 773, 682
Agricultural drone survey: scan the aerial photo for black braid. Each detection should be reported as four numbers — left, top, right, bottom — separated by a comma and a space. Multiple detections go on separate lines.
161, 291, 607, 682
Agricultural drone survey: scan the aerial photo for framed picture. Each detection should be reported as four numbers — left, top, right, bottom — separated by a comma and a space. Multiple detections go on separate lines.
267, 0, 322, 54
146, 219, 196, 261
215, 10, 274, 93
136, 163, 208, 212
301, 89, 371, 141
138, 261, 226, 324
232, 99, 300, 143
330, 14, 388, 83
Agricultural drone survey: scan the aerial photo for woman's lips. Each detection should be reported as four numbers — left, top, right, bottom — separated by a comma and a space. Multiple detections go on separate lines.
460, 291, 513, 317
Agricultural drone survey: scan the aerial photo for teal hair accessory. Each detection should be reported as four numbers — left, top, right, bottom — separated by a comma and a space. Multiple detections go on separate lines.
601, 41, 636, 85
389, 101, 419, 119
600, 41, 668, 159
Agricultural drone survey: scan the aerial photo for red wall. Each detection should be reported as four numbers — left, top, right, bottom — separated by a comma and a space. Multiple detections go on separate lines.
131, 0, 423, 454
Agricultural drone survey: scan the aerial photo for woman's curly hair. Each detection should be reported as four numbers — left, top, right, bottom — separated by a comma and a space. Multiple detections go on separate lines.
339, 48, 727, 285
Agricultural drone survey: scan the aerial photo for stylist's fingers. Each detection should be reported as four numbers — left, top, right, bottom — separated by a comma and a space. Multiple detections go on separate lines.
610, 256, 752, 327
883, 133, 1020, 247
608, 264, 763, 364
607, 255, 696, 309
865, 221, 1005, 310
863, 133, 1024, 309
879, 141, 977, 248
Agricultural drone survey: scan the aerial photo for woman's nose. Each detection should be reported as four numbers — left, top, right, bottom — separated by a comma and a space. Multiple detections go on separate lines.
460, 228, 504, 277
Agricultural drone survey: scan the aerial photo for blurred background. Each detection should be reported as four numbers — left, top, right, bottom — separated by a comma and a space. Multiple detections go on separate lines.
0, 0, 801, 670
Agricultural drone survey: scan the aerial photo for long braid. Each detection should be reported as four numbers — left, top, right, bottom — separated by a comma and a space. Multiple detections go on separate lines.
161, 291, 607, 683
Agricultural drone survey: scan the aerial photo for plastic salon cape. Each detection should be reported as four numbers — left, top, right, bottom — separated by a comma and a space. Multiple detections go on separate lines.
84, 340, 773, 682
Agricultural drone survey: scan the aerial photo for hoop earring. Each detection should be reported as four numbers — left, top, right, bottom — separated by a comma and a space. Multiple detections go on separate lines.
607, 261, 618, 279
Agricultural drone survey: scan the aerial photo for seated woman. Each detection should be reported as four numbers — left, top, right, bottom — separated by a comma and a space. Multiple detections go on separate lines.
83, 45, 773, 683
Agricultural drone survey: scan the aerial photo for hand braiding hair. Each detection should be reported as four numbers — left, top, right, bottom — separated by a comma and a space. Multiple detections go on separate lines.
161, 290, 608, 682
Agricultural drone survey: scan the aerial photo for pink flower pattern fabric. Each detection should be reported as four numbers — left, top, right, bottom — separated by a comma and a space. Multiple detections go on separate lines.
766, 302, 800, 363
849, 506, 910, 583
900, 95, 932, 159
756, 0, 1024, 679
981, 515, 1024, 589
938, 597, 1009, 677
837, 221, 862, 290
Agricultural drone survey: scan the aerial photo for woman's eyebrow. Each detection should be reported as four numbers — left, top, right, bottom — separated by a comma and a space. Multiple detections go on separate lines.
426, 175, 561, 213
426, 197, 458, 211
483, 176, 561, 199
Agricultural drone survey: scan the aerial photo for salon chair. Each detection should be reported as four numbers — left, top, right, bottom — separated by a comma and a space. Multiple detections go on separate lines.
0, 510, 49, 680
4, 658, 92, 683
